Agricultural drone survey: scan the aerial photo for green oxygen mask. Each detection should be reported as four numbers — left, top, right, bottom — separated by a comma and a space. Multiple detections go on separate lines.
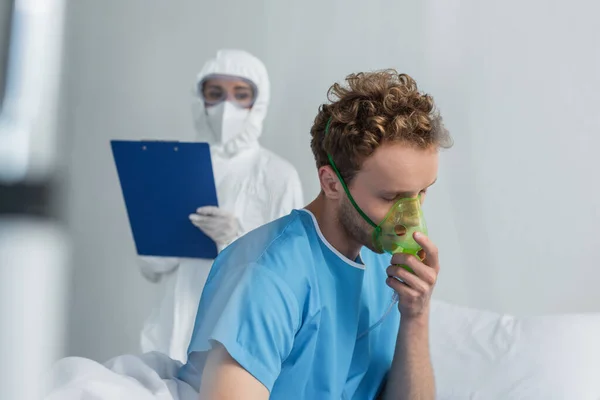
371, 196, 427, 260
324, 117, 428, 273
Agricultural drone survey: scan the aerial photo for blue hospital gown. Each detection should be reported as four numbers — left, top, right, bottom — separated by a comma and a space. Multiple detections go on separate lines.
178, 209, 401, 399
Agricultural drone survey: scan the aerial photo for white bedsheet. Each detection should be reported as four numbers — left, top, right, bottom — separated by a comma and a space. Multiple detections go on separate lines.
44, 300, 600, 399
44, 352, 197, 400
430, 300, 600, 399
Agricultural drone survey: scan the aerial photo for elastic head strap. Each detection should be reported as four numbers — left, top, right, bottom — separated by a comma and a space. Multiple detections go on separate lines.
324, 117, 379, 229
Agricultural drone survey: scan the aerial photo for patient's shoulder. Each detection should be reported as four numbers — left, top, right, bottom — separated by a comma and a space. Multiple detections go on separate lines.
226, 210, 312, 260
213, 209, 317, 293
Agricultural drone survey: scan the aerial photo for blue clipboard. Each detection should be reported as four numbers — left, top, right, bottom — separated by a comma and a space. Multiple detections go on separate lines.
111, 140, 219, 259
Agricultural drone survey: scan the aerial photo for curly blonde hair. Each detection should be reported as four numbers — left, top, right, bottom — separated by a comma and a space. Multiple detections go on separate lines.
310, 70, 453, 183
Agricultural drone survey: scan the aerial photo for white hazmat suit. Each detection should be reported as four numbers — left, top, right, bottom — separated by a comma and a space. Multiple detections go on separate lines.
138, 49, 304, 363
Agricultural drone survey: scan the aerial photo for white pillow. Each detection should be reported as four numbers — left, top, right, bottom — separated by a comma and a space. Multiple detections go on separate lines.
430, 300, 600, 399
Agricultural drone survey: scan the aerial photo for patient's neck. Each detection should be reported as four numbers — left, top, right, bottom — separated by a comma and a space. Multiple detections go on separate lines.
305, 195, 362, 261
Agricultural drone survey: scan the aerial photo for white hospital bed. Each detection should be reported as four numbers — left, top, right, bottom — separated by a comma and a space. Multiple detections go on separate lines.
430, 301, 600, 399
44, 300, 600, 399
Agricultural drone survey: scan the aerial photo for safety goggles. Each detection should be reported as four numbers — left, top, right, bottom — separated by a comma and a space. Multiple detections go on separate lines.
197, 74, 258, 109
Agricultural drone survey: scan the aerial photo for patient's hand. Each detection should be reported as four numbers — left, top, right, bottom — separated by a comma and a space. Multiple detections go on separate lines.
385, 232, 439, 319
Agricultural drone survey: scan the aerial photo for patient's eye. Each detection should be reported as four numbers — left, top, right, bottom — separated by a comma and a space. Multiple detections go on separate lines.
382, 189, 427, 203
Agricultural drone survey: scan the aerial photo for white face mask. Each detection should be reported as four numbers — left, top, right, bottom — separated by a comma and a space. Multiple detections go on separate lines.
205, 102, 250, 145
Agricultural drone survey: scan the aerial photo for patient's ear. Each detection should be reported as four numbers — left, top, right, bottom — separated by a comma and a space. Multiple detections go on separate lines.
318, 166, 343, 200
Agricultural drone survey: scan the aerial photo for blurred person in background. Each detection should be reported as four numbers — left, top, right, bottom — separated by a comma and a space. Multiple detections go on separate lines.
138, 49, 304, 363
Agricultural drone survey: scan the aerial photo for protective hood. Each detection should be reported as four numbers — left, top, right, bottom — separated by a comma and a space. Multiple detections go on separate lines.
192, 49, 270, 157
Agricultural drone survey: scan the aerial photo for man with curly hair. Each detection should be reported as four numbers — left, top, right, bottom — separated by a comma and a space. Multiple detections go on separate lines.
178, 70, 453, 399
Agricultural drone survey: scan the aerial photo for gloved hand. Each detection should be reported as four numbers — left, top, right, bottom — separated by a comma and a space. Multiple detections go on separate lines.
138, 256, 181, 283
189, 206, 242, 249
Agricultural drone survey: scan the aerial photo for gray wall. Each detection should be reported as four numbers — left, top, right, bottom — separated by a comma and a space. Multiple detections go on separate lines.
60, 0, 427, 362
60, 0, 600, 362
